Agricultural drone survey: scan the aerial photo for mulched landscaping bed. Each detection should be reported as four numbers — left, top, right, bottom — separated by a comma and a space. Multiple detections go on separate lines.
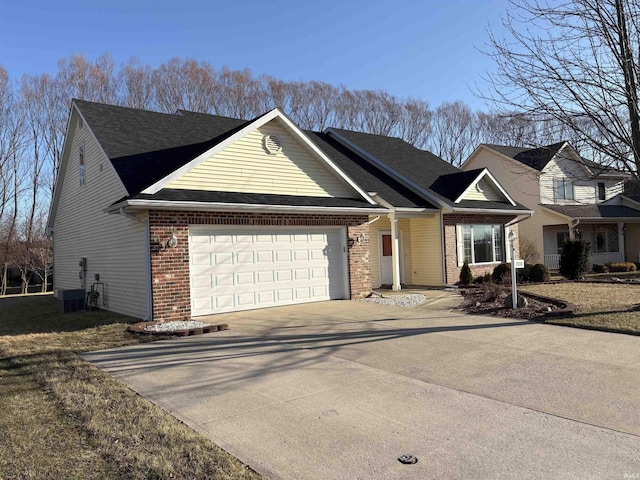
459, 286, 575, 320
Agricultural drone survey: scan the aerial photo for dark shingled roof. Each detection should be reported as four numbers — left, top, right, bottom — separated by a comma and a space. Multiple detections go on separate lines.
75, 100, 528, 213
429, 169, 485, 202
328, 128, 460, 193
485, 141, 627, 175
306, 132, 437, 209
542, 204, 640, 219
484, 142, 566, 171
75, 99, 248, 195
127, 189, 376, 209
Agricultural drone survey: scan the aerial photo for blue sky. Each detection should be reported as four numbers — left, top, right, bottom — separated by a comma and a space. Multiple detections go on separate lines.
0, 0, 509, 110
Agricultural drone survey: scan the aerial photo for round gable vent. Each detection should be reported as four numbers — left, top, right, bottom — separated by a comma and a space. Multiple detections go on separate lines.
263, 134, 282, 154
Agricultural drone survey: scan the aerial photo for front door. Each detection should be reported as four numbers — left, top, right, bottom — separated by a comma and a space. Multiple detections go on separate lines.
380, 231, 393, 284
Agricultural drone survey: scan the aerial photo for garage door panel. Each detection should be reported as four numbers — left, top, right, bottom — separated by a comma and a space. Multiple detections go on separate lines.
190, 228, 347, 316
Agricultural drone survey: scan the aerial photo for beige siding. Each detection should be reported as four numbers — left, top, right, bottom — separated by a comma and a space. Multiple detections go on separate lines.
461, 182, 503, 202
625, 224, 640, 263
167, 120, 355, 198
368, 216, 442, 287
52, 109, 148, 319
408, 216, 443, 285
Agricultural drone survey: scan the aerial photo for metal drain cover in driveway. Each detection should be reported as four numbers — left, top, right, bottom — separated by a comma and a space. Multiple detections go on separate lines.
398, 454, 418, 464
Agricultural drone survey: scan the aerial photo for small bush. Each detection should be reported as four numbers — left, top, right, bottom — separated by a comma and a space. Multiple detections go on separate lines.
483, 272, 493, 284
492, 263, 511, 283
529, 263, 550, 282
605, 262, 637, 272
518, 263, 533, 282
481, 282, 503, 302
459, 262, 473, 285
592, 264, 609, 273
559, 240, 590, 280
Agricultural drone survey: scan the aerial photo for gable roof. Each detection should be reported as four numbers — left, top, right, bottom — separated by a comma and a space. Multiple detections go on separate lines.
75, 99, 248, 196
483, 141, 628, 176
68, 100, 530, 216
483, 142, 566, 172
326, 129, 528, 213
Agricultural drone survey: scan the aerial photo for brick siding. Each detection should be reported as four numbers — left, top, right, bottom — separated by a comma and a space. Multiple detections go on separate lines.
442, 213, 520, 284
148, 210, 371, 322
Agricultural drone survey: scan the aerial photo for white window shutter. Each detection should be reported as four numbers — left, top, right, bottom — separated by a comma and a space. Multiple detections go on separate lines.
456, 225, 464, 266
505, 226, 512, 262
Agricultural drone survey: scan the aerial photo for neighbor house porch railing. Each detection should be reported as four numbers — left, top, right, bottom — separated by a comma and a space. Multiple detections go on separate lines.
544, 252, 624, 270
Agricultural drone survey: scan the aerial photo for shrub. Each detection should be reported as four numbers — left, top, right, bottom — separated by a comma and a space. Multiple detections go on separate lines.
517, 263, 533, 282
518, 237, 540, 264
559, 240, 590, 280
605, 262, 637, 272
492, 263, 511, 283
459, 262, 473, 285
481, 282, 503, 302
592, 264, 609, 273
529, 263, 550, 282
483, 272, 493, 284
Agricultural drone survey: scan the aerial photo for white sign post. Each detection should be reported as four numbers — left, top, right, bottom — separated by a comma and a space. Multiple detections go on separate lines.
509, 230, 518, 310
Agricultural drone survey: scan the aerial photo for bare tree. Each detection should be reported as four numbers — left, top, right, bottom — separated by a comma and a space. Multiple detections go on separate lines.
483, 0, 640, 175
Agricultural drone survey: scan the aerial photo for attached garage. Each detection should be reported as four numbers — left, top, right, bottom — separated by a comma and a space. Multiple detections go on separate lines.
189, 227, 349, 316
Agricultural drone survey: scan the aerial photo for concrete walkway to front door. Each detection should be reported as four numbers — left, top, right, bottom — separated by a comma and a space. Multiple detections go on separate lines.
84, 291, 640, 479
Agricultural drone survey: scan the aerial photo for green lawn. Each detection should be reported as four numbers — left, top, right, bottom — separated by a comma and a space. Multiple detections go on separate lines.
0, 295, 260, 480
521, 283, 640, 334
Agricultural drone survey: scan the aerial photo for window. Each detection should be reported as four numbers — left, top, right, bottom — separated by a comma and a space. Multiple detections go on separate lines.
598, 182, 606, 201
554, 179, 574, 201
557, 232, 569, 254
458, 224, 504, 264
79, 144, 85, 187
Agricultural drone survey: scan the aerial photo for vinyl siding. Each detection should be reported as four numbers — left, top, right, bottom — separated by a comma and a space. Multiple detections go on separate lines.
625, 224, 640, 263
408, 216, 443, 285
167, 120, 355, 198
52, 110, 148, 319
540, 156, 594, 204
461, 182, 503, 202
369, 216, 442, 287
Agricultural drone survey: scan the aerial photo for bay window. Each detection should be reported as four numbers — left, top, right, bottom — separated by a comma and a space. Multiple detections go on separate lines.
457, 224, 504, 265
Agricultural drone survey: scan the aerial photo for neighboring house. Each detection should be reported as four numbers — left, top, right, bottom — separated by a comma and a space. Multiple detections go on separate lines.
47, 100, 530, 321
463, 142, 640, 269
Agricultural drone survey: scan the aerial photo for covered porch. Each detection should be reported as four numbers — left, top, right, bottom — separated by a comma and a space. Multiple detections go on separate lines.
540, 203, 640, 270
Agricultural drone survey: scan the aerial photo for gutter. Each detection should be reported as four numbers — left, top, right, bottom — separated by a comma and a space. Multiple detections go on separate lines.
118, 207, 153, 321
106, 199, 390, 216
452, 207, 535, 216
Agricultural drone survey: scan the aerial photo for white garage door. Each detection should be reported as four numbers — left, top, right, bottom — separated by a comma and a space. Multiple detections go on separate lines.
189, 227, 348, 316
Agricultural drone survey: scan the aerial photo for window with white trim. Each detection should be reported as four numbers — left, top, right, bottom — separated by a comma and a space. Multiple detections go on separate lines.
457, 224, 504, 265
79, 144, 85, 187
554, 178, 574, 201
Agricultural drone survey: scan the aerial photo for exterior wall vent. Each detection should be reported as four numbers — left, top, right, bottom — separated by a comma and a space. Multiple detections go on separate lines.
263, 134, 282, 154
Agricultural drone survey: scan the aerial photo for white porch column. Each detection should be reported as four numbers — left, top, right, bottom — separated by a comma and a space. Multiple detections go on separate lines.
389, 212, 402, 291
618, 222, 625, 261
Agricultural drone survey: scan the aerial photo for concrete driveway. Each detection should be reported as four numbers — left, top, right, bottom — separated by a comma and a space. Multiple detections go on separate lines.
84, 291, 640, 479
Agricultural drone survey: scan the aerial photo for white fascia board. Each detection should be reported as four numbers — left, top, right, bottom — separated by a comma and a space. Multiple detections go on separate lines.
451, 207, 534, 216
46, 103, 75, 231
140, 109, 377, 205
105, 199, 389, 216
554, 142, 595, 177
371, 193, 438, 215
324, 128, 450, 209
454, 168, 517, 206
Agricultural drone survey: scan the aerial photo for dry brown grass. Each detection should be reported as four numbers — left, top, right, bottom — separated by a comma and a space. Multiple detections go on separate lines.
0, 295, 261, 480
521, 283, 640, 334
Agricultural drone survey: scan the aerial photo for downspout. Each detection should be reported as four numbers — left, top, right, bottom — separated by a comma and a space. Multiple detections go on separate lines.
119, 208, 153, 321
368, 215, 381, 225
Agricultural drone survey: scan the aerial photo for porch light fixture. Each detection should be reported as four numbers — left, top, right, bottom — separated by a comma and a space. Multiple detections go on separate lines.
167, 233, 178, 248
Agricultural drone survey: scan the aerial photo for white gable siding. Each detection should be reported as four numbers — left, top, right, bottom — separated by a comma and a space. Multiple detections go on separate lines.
166, 120, 355, 198
540, 156, 594, 204
52, 112, 148, 319
460, 182, 503, 202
